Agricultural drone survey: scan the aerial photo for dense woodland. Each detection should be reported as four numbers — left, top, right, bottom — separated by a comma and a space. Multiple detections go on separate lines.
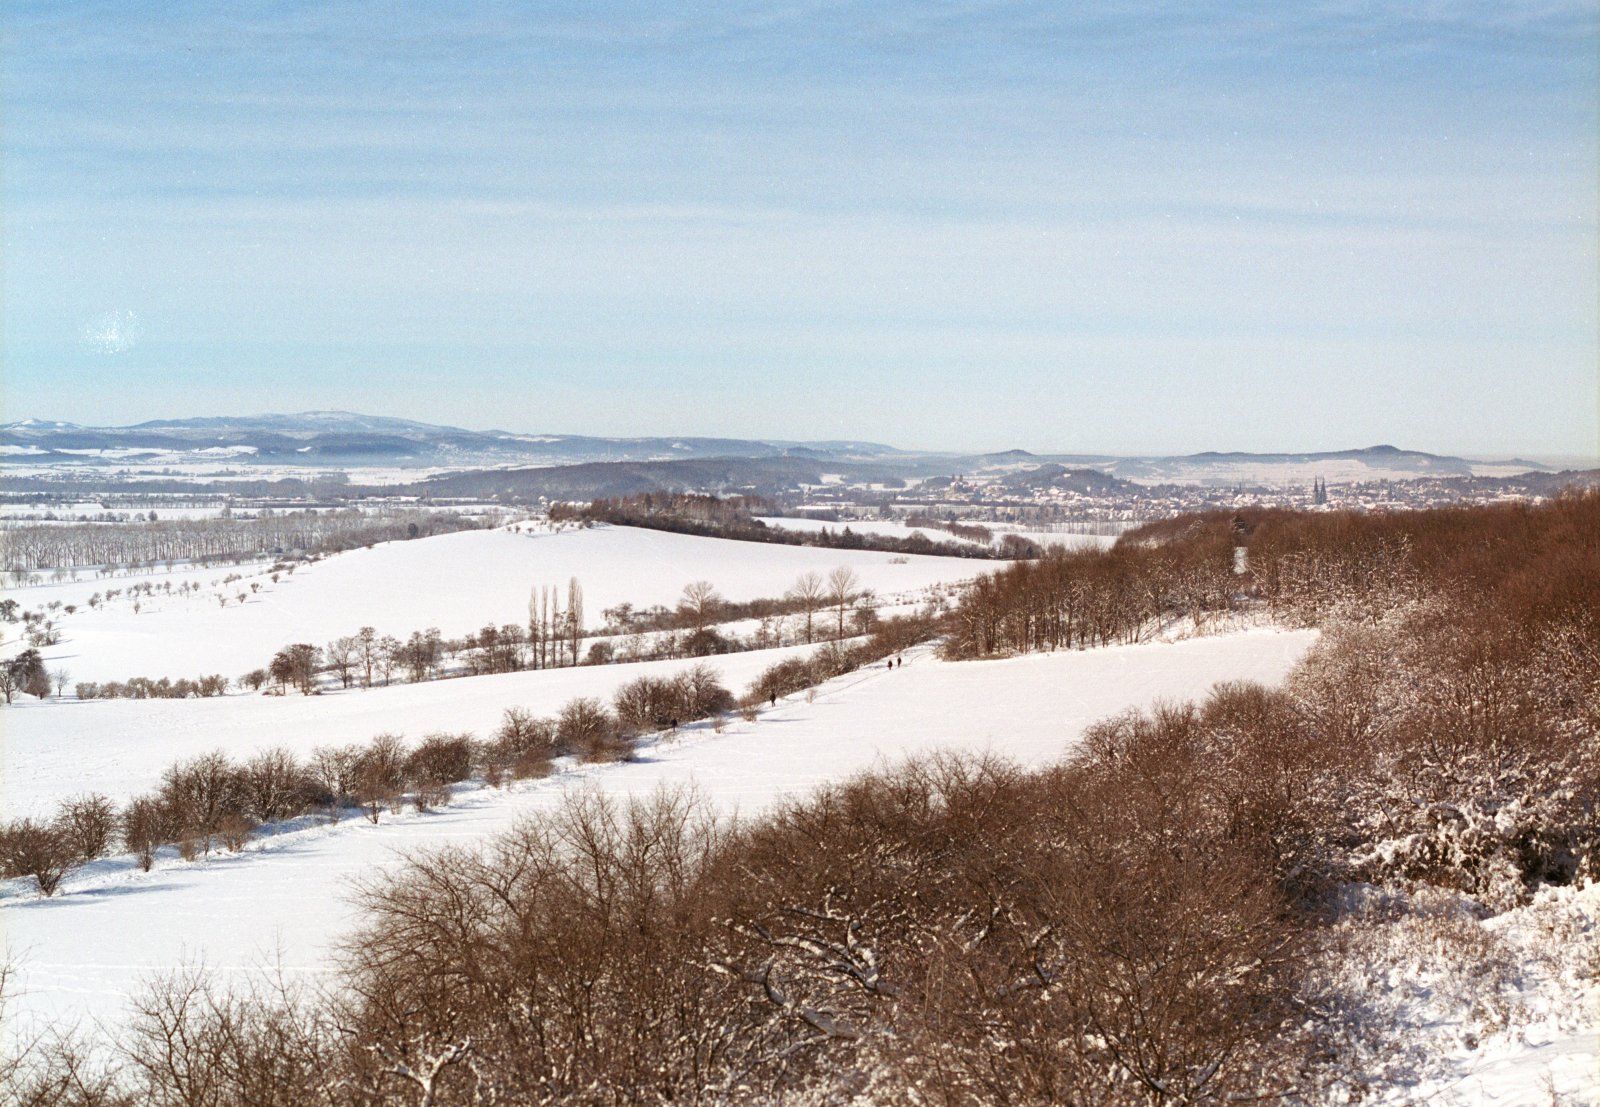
2, 495, 1596, 1104
0, 509, 484, 573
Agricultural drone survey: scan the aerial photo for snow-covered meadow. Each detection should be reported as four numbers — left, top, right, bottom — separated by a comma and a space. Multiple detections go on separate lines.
3, 520, 1593, 1104
12, 523, 991, 683
2, 642, 828, 818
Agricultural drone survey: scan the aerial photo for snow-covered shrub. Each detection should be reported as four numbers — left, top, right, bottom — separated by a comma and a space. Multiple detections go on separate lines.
1288, 596, 1600, 907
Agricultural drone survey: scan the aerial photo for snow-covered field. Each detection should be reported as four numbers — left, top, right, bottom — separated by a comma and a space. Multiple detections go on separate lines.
2, 642, 827, 818
11, 524, 988, 683
3, 629, 1315, 1042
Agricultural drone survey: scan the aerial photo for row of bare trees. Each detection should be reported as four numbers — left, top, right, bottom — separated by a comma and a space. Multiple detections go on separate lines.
247, 573, 875, 697
556, 493, 1026, 560
0, 663, 745, 899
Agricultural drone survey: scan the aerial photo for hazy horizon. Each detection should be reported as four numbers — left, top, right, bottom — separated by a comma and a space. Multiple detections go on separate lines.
3, 407, 1594, 466
4, 2, 1597, 457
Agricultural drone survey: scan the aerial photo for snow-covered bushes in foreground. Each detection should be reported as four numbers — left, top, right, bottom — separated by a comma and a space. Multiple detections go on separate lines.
1, 758, 1316, 1105
3, 500, 1592, 1103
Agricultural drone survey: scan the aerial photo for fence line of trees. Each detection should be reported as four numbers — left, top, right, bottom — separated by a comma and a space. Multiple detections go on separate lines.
554, 493, 1038, 560
1, 612, 937, 901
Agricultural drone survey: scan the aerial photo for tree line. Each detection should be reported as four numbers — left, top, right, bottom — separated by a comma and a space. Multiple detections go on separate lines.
0, 508, 484, 573
553, 493, 1038, 560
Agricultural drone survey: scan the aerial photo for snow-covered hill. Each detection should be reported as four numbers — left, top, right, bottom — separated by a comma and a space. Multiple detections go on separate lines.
13, 524, 989, 683
3, 629, 1315, 1041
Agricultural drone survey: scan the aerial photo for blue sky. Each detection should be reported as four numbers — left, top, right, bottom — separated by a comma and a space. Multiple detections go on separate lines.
4, 1, 1596, 455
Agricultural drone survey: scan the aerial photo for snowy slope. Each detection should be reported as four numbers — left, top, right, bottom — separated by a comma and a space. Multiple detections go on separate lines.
3, 643, 825, 818
12, 524, 987, 683
2, 628, 1315, 1041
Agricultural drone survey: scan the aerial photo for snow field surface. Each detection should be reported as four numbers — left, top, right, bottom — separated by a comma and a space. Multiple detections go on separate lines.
13, 523, 990, 683
2, 628, 1315, 1042
2, 642, 827, 818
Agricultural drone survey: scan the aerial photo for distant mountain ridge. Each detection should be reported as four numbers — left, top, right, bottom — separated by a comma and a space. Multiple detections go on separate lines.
0, 412, 1557, 484
0, 411, 904, 468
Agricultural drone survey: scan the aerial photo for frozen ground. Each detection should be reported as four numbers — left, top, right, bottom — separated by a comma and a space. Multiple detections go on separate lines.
3, 628, 1314, 1042
10, 524, 987, 683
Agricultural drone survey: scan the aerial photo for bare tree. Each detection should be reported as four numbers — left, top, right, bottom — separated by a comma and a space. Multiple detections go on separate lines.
567, 577, 585, 666
0, 819, 74, 895
356, 626, 380, 687
679, 580, 721, 633
377, 635, 401, 685
52, 668, 70, 699
788, 571, 825, 643
240, 748, 310, 824
325, 637, 358, 689
122, 797, 169, 871
54, 793, 117, 863
827, 567, 861, 640
308, 744, 363, 807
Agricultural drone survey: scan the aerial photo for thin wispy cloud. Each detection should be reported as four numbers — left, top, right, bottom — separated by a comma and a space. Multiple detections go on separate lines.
3, 1, 1594, 453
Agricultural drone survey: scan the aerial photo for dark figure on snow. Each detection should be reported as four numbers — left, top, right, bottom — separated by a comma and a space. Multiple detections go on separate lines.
769, 692, 776, 707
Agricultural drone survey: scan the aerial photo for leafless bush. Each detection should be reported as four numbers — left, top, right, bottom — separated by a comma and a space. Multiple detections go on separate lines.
353, 735, 407, 823
121, 969, 342, 1107
54, 793, 118, 865
307, 744, 362, 807
0, 818, 76, 896
121, 797, 170, 872
557, 697, 628, 762
613, 665, 734, 735
157, 752, 244, 857
238, 748, 313, 824
400, 734, 471, 811
481, 707, 557, 782
216, 813, 256, 853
